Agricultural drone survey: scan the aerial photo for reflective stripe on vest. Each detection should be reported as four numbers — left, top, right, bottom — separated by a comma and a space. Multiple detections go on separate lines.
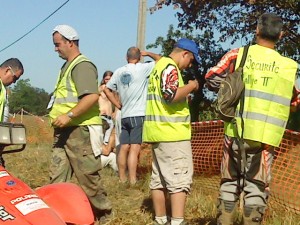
49, 55, 101, 126
244, 89, 290, 106
238, 111, 286, 127
143, 57, 191, 142
225, 45, 297, 147
145, 114, 190, 123
146, 93, 190, 122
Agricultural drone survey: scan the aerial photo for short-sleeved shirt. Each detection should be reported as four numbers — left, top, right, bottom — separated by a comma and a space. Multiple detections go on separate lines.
160, 62, 180, 102
61, 61, 99, 98
106, 62, 155, 118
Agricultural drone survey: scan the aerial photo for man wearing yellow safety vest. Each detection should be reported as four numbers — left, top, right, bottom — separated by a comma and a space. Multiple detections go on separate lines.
205, 13, 298, 225
0, 58, 24, 167
143, 38, 200, 225
48, 25, 112, 221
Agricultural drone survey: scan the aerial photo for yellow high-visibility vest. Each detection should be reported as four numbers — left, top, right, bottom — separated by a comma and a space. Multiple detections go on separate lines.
49, 55, 101, 126
225, 45, 298, 147
143, 57, 191, 142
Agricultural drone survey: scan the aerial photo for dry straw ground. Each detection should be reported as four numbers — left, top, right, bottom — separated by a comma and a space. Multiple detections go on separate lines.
3, 115, 300, 225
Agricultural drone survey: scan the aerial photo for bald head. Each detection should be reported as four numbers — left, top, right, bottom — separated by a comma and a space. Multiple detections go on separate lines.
126, 47, 141, 63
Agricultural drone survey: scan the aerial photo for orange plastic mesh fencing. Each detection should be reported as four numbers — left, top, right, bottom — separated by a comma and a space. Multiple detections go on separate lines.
11, 115, 53, 144
191, 121, 300, 214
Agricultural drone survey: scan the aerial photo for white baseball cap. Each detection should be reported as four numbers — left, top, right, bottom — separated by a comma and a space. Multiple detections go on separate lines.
53, 24, 79, 41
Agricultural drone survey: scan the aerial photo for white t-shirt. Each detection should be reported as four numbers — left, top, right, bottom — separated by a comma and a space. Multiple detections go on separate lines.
106, 62, 155, 118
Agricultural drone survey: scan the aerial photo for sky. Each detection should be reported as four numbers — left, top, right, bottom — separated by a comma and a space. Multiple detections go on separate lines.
0, 0, 181, 93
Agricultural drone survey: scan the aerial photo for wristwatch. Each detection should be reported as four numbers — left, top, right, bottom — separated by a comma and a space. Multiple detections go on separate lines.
67, 111, 74, 118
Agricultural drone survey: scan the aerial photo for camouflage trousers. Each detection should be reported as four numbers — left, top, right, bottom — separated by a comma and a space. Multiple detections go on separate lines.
50, 126, 112, 212
217, 135, 274, 224
219, 135, 274, 206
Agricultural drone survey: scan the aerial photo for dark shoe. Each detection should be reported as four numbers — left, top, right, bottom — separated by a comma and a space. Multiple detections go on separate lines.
94, 209, 113, 224
216, 199, 237, 225
243, 206, 264, 225
89, 192, 112, 211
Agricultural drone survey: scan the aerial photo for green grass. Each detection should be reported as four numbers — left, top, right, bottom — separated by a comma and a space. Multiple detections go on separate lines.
3, 144, 300, 225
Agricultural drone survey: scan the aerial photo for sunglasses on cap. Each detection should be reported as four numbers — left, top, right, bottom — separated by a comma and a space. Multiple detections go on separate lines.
8, 66, 19, 82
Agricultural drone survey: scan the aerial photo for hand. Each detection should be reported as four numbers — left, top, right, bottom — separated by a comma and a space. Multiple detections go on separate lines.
291, 105, 297, 113
290, 96, 300, 112
52, 114, 72, 128
101, 145, 111, 156
117, 103, 122, 111
111, 111, 116, 120
140, 51, 148, 57
189, 79, 199, 91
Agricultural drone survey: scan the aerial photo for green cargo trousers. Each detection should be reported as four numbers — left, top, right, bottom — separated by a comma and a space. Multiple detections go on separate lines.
49, 126, 112, 212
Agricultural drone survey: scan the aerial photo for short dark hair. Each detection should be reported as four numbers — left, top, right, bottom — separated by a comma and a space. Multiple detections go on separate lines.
257, 13, 283, 42
0, 58, 24, 72
127, 47, 141, 60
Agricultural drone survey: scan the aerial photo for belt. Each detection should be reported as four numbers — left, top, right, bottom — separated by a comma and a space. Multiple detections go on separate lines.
101, 115, 112, 120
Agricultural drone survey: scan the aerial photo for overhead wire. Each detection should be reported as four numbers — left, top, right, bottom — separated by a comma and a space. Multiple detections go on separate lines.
0, 0, 70, 53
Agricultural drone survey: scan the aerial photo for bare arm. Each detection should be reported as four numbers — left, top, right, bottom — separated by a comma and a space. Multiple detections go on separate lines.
172, 80, 199, 103
103, 86, 122, 110
141, 51, 161, 62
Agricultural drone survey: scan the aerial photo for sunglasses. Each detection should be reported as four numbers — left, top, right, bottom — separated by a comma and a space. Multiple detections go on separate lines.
8, 66, 19, 82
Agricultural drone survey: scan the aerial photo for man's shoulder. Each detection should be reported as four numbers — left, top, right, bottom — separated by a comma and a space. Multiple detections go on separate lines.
114, 64, 131, 75
281, 55, 298, 67
72, 61, 97, 77
157, 56, 176, 66
134, 62, 155, 74
76, 60, 96, 69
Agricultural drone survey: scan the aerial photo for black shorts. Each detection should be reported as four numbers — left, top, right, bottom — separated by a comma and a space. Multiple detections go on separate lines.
120, 116, 144, 144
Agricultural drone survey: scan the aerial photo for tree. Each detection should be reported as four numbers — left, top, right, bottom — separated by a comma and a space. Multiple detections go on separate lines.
8, 79, 50, 116
151, 0, 300, 62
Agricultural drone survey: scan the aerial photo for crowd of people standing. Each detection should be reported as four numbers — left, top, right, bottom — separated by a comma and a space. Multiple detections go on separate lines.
0, 12, 298, 225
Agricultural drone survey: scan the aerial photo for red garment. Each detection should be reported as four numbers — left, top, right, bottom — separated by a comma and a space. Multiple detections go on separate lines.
205, 48, 239, 91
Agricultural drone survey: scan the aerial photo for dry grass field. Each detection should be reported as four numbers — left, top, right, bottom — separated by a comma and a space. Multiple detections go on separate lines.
3, 115, 300, 225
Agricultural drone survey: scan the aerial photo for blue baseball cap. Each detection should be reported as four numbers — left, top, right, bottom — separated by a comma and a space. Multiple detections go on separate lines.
175, 38, 201, 64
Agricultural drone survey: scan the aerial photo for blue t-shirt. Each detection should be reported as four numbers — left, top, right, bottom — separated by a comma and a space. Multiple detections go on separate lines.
106, 62, 155, 118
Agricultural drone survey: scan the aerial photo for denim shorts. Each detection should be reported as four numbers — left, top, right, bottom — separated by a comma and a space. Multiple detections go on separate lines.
120, 116, 144, 144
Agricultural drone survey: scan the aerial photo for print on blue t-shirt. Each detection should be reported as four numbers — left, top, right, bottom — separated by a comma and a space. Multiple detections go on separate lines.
120, 71, 132, 87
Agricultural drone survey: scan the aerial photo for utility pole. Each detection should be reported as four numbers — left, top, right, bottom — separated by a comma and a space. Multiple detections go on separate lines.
137, 0, 147, 62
